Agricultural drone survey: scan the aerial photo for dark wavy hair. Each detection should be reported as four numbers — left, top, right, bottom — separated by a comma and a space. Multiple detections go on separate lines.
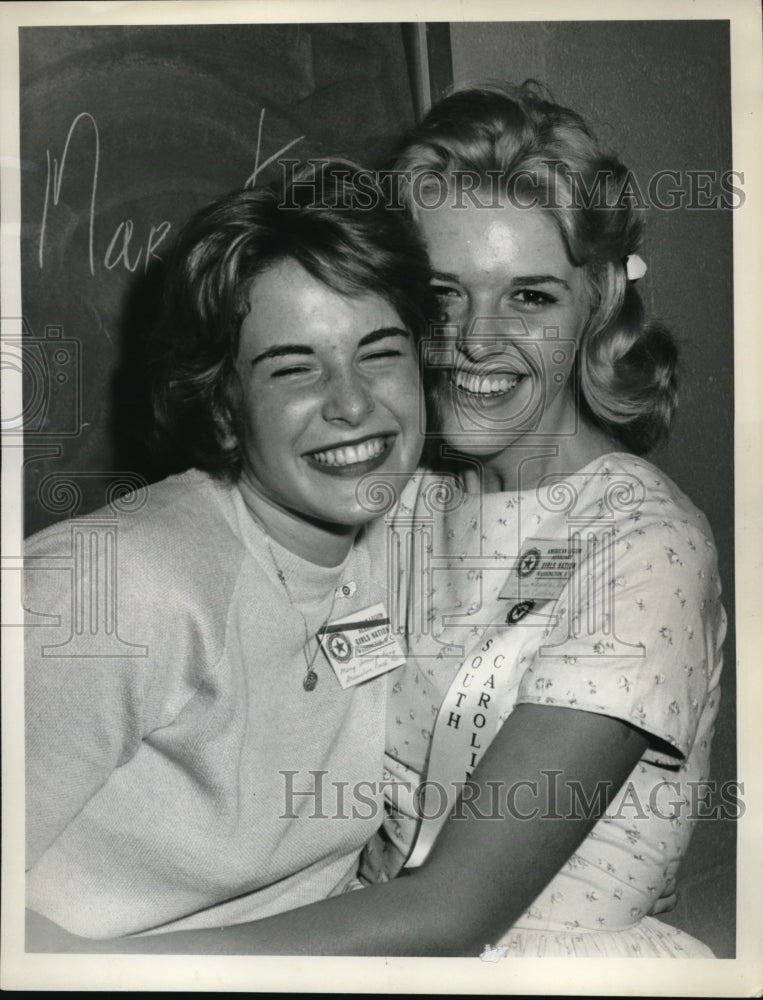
394, 82, 678, 455
150, 162, 435, 478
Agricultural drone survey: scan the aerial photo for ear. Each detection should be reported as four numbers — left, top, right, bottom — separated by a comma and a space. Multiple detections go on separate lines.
211, 402, 239, 452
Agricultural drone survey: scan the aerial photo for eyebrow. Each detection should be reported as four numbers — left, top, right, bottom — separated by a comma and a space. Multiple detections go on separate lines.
431, 270, 571, 291
250, 326, 410, 367
513, 273, 571, 290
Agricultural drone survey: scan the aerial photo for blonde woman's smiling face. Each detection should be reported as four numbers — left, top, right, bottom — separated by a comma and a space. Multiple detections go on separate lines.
235, 258, 424, 545
417, 196, 592, 463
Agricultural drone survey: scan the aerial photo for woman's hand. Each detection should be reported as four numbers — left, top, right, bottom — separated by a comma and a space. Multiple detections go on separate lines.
650, 875, 678, 916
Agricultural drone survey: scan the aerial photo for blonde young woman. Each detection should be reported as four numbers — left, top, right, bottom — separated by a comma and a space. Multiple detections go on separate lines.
368, 84, 726, 958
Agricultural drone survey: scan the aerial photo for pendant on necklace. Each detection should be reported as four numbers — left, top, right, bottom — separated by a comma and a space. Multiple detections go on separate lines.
303, 670, 319, 692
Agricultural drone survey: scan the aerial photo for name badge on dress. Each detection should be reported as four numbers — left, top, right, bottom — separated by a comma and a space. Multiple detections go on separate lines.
317, 603, 406, 689
499, 537, 581, 623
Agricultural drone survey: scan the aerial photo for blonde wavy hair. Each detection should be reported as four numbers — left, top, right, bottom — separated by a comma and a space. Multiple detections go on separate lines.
394, 82, 677, 455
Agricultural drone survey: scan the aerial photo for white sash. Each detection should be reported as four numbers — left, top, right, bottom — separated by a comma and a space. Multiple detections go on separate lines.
404, 628, 527, 867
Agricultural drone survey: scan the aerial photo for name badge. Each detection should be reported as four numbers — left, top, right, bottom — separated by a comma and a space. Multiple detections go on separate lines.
499, 537, 582, 604
317, 603, 406, 689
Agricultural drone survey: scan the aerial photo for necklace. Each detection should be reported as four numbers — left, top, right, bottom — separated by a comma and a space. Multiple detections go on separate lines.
237, 484, 353, 691
262, 533, 342, 692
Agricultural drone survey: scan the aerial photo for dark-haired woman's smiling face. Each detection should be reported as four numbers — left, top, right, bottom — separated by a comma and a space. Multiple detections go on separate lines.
235, 257, 423, 542
418, 197, 592, 463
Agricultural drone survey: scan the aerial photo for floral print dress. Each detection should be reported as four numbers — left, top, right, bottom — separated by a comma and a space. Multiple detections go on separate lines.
363, 453, 726, 957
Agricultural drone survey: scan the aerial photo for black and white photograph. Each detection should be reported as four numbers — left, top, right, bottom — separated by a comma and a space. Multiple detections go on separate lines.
1, 0, 761, 993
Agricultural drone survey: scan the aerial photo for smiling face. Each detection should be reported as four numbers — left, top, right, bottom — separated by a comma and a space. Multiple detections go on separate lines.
234, 258, 423, 562
417, 194, 594, 480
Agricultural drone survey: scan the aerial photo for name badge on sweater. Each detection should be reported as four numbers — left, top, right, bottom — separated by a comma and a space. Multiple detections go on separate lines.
317, 603, 405, 689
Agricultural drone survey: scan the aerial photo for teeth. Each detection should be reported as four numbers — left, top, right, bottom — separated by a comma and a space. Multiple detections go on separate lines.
454, 372, 521, 396
311, 437, 387, 466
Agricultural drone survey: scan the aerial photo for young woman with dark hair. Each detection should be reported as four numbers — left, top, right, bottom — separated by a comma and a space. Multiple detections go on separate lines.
24, 165, 432, 943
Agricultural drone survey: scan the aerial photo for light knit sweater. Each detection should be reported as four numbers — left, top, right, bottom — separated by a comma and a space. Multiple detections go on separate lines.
25, 469, 389, 939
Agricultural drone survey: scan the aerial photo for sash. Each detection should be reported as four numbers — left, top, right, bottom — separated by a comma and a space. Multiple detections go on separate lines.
401, 536, 577, 867
403, 630, 523, 868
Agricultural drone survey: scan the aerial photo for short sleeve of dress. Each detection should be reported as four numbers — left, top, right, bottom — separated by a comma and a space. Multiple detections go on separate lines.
514, 514, 726, 764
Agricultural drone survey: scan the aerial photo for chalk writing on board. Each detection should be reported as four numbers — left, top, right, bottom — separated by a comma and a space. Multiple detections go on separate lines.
102, 220, 172, 275
39, 111, 98, 274
244, 108, 305, 189
38, 111, 173, 277
38, 108, 304, 277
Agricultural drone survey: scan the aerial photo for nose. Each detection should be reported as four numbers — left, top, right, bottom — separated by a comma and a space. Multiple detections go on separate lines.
321, 369, 375, 425
457, 313, 527, 363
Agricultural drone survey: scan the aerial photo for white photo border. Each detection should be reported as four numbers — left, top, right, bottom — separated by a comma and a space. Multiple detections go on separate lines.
2, 0, 761, 993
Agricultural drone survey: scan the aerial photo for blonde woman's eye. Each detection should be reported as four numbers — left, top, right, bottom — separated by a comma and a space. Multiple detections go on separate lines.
431, 285, 464, 322
513, 289, 556, 308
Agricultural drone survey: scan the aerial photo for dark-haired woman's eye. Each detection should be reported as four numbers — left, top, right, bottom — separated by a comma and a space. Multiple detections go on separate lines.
271, 364, 313, 378
360, 349, 404, 364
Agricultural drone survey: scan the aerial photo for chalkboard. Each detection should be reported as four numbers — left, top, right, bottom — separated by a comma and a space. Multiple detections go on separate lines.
18, 23, 417, 536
